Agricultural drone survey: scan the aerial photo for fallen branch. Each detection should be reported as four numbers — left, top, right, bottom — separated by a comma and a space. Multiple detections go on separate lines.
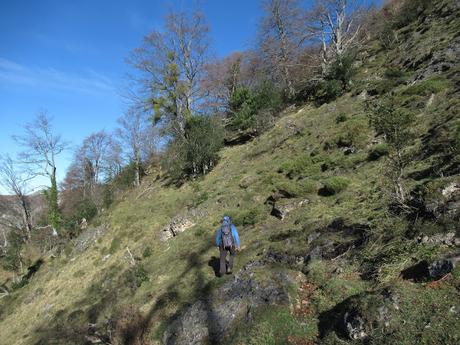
126, 247, 136, 266
136, 186, 156, 200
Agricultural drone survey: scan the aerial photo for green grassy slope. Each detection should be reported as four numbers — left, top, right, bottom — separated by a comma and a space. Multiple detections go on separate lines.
1, 1, 459, 344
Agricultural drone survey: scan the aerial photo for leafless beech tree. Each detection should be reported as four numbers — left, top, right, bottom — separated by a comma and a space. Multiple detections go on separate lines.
14, 112, 67, 180
105, 141, 124, 179
0, 155, 33, 239
308, 0, 363, 73
259, 0, 306, 97
77, 130, 113, 194
13, 111, 68, 229
117, 110, 156, 187
127, 9, 210, 138
201, 52, 247, 114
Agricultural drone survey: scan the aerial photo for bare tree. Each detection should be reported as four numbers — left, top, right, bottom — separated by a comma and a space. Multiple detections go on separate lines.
201, 52, 246, 114
117, 110, 154, 187
105, 141, 124, 179
308, 0, 363, 73
166, 10, 210, 113
258, 0, 305, 97
127, 9, 210, 138
0, 155, 33, 239
77, 130, 113, 194
13, 112, 68, 230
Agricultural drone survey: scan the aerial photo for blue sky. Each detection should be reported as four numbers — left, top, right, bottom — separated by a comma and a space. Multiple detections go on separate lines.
0, 0, 264, 192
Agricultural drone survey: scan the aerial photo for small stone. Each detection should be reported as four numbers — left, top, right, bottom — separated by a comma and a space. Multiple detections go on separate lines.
334, 267, 344, 274
442, 183, 460, 198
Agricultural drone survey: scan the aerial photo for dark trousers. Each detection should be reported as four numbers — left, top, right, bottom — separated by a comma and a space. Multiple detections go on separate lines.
220, 246, 236, 275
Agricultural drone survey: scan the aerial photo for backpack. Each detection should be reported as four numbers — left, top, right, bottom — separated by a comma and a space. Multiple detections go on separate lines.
221, 223, 234, 249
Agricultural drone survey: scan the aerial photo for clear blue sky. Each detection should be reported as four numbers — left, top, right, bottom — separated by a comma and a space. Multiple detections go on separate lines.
0, 0, 379, 193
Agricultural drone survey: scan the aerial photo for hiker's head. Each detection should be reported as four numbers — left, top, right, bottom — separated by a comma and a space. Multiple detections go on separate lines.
222, 215, 230, 225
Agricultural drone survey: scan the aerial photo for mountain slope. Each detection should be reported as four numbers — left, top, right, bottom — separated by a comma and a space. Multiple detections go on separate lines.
1, 1, 459, 344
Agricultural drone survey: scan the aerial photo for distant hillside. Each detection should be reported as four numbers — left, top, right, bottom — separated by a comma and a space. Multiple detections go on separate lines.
1, 1, 459, 345
0, 193, 46, 235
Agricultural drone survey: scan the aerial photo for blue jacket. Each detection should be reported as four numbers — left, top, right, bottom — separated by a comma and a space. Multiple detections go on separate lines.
215, 224, 240, 248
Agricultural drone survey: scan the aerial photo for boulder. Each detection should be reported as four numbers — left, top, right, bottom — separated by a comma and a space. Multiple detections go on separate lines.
418, 232, 457, 246
73, 225, 106, 253
163, 264, 293, 345
304, 219, 369, 261
269, 198, 309, 220
160, 209, 208, 241
428, 259, 454, 280
344, 310, 367, 340
319, 289, 401, 340
401, 257, 457, 282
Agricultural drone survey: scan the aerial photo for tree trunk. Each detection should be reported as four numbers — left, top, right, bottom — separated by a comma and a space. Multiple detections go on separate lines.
48, 166, 60, 230
134, 151, 141, 187
19, 194, 32, 240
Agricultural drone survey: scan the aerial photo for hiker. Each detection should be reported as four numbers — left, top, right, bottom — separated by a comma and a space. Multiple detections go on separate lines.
215, 215, 240, 276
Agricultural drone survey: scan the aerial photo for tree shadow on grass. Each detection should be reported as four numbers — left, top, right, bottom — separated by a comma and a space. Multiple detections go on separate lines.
31, 240, 224, 345
208, 256, 220, 277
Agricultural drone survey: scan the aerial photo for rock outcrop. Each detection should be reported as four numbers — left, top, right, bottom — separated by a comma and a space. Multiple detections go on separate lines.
163, 262, 294, 345
73, 225, 106, 253
160, 209, 208, 241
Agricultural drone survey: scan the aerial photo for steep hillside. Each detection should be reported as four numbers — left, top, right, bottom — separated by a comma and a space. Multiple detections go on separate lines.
1, 1, 459, 344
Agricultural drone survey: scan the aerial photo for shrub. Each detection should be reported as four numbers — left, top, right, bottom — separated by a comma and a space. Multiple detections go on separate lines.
319, 177, 350, 196
367, 100, 416, 205
384, 68, 406, 79
335, 113, 348, 124
193, 226, 207, 237
274, 179, 317, 197
278, 155, 315, 178
327, 53, 356, 89
164, 115, 224, 181
336, 119, 369, 149
402, 76, 451, 96
1, 231, 24, 271
184, 115, 224, 175
314, 79, 343, 105
227, 207, 261, 227
229, 81, 284, 133
122, 265, 150, 291
142, 247, 152, 258
372, 68, 409, 95
62, 198, 98, 232
121, 162, 145, 187
253, 80, 284, 114
368, 143, 390, 160
229, 87, 258, 131
378, 21, 397, 49
109, 238, 121, 254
